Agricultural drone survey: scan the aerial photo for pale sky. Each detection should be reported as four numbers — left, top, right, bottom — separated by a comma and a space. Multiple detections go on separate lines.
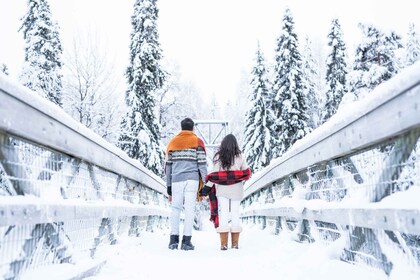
1, 0, 419, 104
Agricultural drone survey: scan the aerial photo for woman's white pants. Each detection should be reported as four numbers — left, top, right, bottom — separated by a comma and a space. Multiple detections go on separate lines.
217, 196, 242, 233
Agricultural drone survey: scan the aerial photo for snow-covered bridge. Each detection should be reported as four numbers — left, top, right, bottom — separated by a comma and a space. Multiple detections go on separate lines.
1, 62, 420, 280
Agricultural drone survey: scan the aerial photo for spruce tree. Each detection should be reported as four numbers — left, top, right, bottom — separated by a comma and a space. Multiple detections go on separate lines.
349, 24, 402, 99
301, 37, 322, 129
272, 8, 310, 157
405, 23, 420, 67
19, 0, 63, 106
118, 0, 166, 176
322, 18, 348, 123
243, 44, 275, 171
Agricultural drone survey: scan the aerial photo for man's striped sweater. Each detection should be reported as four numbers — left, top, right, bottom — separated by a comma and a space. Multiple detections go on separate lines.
165, 131, 207, 195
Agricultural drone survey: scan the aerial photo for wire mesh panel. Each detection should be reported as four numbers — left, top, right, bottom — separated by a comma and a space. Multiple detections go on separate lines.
243, 131, 420, 276
0, 133, 169, 279
0, 74, 172, 279
241, 62, 420, 277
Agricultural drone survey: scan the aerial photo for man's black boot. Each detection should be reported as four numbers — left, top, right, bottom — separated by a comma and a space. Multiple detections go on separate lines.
168, 235, 179, 250
180, 236, 195, 250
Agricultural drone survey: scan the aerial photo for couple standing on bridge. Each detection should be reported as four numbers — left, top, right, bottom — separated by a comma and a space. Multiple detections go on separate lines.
165, 118, 252, 251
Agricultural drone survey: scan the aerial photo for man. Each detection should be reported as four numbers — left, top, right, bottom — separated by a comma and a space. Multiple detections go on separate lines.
165, 118, 207, 250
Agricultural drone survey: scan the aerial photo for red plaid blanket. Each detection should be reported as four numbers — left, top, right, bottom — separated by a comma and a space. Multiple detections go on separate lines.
206, 168, 251, 185
208, 186, 218, 228
205, 168, 251, 228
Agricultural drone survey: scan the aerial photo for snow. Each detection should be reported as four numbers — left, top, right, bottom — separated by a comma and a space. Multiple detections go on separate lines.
11, 204, 419, 280
20, 259, 105, 280
2, 53, 420, 280
79, 219, 392, 280
372, 186, 420, 209
0, 74, 165, 191
6, 191, 420, 279
245, 60, 420, 190
244, 184, 420, 213
1, 1, 420, 278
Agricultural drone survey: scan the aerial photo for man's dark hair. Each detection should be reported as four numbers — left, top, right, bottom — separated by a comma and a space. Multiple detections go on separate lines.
181, 118, 194, 131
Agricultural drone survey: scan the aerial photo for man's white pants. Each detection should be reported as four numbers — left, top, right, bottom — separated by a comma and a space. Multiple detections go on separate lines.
217, 196, 242, 233
170, 180, 198, 236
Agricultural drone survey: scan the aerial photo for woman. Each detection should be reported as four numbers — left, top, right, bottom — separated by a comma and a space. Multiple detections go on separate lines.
201, 134, 251, 250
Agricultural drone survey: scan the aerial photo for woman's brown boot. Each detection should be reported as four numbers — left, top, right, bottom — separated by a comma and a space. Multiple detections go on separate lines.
219, 232, 229, 250
231, 232, 240, 249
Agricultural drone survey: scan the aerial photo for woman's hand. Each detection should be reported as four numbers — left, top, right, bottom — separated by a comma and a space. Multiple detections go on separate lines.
199, 185, 213, 197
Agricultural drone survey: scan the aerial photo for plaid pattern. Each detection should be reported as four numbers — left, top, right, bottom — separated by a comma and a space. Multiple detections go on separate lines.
204, 168, 252, 228
208, 186, 218, 227
206, 168, 252, 185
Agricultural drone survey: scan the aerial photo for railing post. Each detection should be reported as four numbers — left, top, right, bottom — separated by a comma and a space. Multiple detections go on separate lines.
0, 135, 33, 195
88, 163, 104, 200
129, 216, 141, 237
92, 218, 117, 257
372, 129, 420, 202
275, 216, 282, 235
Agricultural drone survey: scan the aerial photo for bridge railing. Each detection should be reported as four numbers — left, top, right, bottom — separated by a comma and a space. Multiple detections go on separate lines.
242, 62, 420, 277
0, 74, 170, 280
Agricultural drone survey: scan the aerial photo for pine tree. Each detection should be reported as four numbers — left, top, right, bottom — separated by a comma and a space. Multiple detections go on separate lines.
301, 37, 322, 129
1, 64, 9, 75
243, 44, 275, 171
349, 23, 402, 99
322, 18, 348, 123
118, 0, 166, 176
405, 23, 420, 67
272, 8, 311, 157
19, 0, 63, 106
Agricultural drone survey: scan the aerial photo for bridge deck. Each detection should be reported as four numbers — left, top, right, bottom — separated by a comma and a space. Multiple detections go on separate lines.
79, 221, 389, 280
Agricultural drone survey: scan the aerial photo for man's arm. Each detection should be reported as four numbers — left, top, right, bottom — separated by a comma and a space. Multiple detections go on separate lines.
165, 165, 172, 196
197, 141, 208, 183
165, 152, 173, 196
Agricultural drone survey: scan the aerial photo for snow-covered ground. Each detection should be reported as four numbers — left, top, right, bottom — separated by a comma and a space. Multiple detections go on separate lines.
85, 219, 390, 280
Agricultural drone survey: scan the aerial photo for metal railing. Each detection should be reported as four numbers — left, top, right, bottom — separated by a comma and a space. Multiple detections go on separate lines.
0, 74, 170, 280
241, 62, 420, 276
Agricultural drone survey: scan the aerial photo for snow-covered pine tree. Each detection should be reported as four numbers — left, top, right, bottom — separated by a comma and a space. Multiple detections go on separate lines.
301, 36, 322, 129
349, 23, 402, 99
1, 64, 8, 75
405, 23, 420, 67
243, 44, 275, 171
19, 0, 63, 106
272, 8, 311, 157
322, 18, 348, 123
118, 0, 166, 176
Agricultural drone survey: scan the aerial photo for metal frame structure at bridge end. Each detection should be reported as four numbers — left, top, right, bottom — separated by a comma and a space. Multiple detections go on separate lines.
194, 120, 229, 150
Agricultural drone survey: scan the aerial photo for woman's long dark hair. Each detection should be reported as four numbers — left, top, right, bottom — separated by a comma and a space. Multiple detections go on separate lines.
213, 134, 241, 170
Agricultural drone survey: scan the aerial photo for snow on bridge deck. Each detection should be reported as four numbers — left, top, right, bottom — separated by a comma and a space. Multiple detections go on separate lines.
84, 221, 387, 280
